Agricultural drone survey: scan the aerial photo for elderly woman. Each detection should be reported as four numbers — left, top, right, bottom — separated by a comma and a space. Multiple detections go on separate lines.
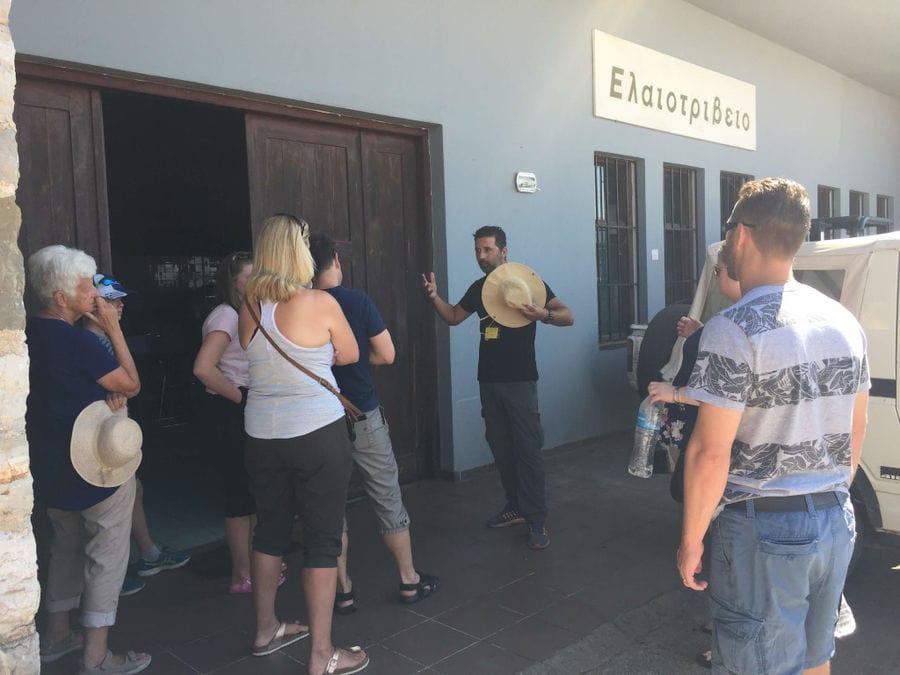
26, 245, 150, 674
193, 252, 262, 593
238, 215, 368, 674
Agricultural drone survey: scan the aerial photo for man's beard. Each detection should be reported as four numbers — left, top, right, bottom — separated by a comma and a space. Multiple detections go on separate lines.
720, 237, 738, 281
479, 260, 500, 274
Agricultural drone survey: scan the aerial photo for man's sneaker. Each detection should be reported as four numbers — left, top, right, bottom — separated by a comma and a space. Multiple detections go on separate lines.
486, 506, 526, 528
527, 523, 550, 550
120, 576, 146, 596
136, 547, 191, 577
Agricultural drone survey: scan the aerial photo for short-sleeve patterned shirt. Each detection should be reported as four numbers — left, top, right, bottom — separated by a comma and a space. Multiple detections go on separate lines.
685, 281, 869, 505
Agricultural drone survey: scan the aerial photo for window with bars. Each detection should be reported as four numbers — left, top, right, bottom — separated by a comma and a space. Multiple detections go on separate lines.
815, 185, 841, 240
720, 171, 752, 238
594, 153, 639, 345
877, 194, 893, 221
849, 190, 868, 217
663, 164, 699, 305
817, 185, 838, 218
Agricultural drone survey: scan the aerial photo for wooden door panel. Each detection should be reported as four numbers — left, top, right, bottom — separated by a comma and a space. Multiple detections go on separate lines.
247, 114, 365, 288
361, 132, 422, 480
14, 79, 110, 269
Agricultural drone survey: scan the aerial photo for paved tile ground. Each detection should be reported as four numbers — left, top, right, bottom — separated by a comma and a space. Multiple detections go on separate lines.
37, 431, 900, 674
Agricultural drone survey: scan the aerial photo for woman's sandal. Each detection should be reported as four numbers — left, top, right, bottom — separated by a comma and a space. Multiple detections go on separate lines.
79, 650, 151, 674
398, 571, 440, 604
334, 590, 357, 615
323, 646, 369, 674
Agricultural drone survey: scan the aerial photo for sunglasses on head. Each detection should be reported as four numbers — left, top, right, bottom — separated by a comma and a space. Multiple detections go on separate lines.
95, 276, 117, 288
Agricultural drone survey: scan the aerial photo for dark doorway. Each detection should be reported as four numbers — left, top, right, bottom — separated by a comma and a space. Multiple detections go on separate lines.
102, 91, 251, 431
101, 93, 253, 552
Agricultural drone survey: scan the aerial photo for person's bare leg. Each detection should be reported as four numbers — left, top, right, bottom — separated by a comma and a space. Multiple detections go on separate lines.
252, 551, 306, 648
44, 610, 71, 644
130, 478, 154, 554
804, 663, 830, 675
81, 626, 110, 667
225, 515, 254, 586
305, 567, 366, 675
383, 530, 420, 597
335, 531, 354, 611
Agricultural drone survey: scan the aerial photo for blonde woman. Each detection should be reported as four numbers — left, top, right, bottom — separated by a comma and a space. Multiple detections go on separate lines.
238, 214, 368, 674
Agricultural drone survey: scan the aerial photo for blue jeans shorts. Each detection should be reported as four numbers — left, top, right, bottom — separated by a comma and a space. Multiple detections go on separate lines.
709, 492, 855, 674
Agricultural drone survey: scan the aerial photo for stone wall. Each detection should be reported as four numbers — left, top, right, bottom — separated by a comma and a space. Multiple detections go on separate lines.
0, 0, 41, 672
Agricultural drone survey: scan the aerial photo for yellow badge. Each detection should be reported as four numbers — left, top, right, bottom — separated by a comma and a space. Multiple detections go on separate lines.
484, 326, 499, 340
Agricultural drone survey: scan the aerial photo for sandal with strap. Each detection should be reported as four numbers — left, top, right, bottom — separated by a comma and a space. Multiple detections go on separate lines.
79, 650, 151, 675
398, 571, 440, 604
334, 590, 357, 615
323, 646, 369, 675
40, 630, 84, 664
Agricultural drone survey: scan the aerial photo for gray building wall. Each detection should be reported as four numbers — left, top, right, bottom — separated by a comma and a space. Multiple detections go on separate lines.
10, 0, 900, 472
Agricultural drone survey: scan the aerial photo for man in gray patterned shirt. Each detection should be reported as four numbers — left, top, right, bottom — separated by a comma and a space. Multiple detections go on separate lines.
678, 178, 869, 674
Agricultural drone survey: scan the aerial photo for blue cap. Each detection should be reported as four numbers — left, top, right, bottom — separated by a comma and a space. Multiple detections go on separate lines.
93, 274, 137, 300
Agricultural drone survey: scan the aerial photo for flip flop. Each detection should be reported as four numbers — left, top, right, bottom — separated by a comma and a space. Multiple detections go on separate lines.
323, 646, 369, 674
251, 621, 309, 657
40, 630, 84, 663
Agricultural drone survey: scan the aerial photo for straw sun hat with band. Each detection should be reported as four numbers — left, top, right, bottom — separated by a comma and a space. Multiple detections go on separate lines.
71, 401, 143, 487
482, 262, 547, 328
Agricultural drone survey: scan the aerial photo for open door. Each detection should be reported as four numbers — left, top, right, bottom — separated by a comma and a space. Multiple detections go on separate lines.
14, 78, 111, 270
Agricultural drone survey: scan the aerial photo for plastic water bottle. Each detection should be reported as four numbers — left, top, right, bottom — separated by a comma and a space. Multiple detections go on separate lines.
628, 395, 664, 478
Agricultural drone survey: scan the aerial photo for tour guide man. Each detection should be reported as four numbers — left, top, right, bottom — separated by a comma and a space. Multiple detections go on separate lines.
422, 225, 573, 550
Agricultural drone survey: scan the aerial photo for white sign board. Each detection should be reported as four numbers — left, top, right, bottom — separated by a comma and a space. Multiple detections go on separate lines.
592, 30, 757, 150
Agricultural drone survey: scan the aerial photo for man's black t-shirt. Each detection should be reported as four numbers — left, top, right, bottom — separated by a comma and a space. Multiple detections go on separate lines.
459, 275, 555, 383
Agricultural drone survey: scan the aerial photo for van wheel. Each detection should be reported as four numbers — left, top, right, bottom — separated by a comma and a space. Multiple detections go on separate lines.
636, 303, 692, 397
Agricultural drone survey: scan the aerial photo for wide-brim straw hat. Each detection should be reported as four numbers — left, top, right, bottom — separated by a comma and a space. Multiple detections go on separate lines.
71, 401, 143, 487
482, 262, 547, 328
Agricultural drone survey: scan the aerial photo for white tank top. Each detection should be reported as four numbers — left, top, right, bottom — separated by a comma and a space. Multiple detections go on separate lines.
244, 302, 344, 439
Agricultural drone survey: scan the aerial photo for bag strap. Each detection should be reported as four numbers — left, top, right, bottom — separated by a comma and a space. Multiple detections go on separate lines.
243, 297, 363, 420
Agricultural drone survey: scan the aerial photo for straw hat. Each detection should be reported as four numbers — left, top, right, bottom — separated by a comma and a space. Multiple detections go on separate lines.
482, 262, 547, 328
70, 401, 143, 487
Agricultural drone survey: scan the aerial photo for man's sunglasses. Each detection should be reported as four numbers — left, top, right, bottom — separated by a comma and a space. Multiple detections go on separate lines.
724, 220, 755, 232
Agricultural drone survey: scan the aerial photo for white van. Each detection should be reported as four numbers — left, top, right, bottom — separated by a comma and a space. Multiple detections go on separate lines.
654, 232, 900, 542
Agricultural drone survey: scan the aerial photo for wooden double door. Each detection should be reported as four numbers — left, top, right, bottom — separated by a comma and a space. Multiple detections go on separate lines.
15, 69, 436, 480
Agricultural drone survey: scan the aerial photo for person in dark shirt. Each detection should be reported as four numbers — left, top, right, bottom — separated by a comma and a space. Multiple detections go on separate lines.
422, 226, 573, 550
26, 245, 149, 673
310, 234, 439, 611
